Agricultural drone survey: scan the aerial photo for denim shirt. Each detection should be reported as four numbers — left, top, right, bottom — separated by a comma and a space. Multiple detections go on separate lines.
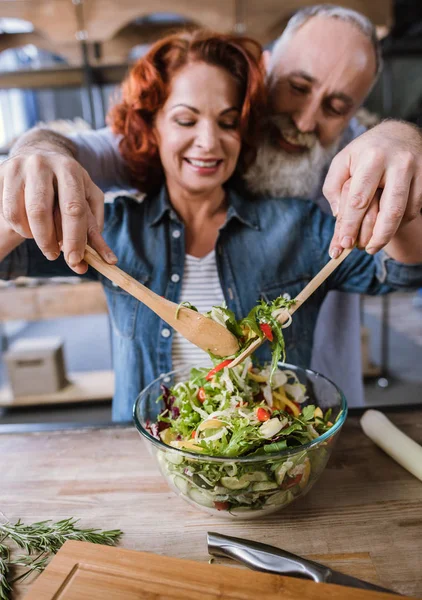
2, 185, 422, 421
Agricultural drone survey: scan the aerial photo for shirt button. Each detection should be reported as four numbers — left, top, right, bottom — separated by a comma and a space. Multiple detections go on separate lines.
283, 293, 291, 300
112, 282, 119, 288
172, 230, 181, 239
171, 273, 180, 283
161, 328, 171, 338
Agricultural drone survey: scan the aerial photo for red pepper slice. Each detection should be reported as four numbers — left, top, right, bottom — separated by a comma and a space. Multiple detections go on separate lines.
259, 323, 274, 342
197, 387, 206, 403
214, 501, 230, 511
284, 473, 303, 489
205, 359, 232, 381
256, 407, 270, 422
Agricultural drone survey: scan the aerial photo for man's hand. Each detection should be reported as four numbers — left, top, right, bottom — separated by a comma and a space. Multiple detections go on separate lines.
323, 120, 422, 259
0, 129, 117, 274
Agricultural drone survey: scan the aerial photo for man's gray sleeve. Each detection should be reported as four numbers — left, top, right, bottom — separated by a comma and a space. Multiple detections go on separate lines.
311, 117, 367, 407
68, 127, 131, 192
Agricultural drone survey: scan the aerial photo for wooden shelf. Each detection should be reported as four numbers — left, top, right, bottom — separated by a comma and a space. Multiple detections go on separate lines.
0, 63, 129, 90
0, 281, 108, 321
0, 369, 114, 407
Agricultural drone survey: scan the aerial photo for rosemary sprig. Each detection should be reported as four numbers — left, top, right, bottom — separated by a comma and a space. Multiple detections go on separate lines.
0, 545, 11, 600
0, 517, 123, 600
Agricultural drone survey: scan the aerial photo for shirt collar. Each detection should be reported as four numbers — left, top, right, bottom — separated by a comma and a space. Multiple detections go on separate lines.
147, 183, 261, 231
147, 186, 178, 227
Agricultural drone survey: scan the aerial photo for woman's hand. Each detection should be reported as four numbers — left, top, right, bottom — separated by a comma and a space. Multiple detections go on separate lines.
0, 130, 117, 273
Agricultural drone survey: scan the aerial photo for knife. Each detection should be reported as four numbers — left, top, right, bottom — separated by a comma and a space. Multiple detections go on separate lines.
207, 532, 399, 595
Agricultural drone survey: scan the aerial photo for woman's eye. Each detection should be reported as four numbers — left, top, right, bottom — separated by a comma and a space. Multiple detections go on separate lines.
176, 120, 195, 127
219, 121, 238, 130
290, 83, 308, 94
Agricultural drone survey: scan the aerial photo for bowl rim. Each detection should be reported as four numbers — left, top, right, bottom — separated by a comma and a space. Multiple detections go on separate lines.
132, 362, 348, 463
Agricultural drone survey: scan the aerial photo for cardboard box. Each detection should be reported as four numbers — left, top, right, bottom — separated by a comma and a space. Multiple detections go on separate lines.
4, 337, 67, 397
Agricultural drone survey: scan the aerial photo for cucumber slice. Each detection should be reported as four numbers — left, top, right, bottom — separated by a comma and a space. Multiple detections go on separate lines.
173, 475, 189, 495
252, 481, 279, 492
166, 452, 184, 465
242, 471, 268, 483
188, 487, 214, 508
220, 476, 250, 490
274, 460, 293, 486
265, 490, 294, 506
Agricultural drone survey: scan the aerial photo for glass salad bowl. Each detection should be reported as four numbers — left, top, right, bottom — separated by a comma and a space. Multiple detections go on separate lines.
133, 363, 347, 519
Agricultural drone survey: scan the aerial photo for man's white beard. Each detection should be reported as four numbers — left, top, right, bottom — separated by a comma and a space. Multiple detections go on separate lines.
244, 115, 341, 199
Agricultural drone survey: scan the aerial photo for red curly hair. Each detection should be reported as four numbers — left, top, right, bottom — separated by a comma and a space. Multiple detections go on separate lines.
108, 30, 267, 194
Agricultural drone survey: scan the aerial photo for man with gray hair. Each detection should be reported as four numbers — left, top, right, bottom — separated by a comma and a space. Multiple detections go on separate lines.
1, 5, 421, 407
245, 4, 420, 405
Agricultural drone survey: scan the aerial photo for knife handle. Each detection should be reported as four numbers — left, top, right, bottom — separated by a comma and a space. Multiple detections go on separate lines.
207, 532, 330, 583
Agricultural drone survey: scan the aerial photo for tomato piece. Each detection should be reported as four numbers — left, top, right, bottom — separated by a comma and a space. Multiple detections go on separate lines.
205, 359, 232, 381
259, 323, 274, 342
214, 501, 230, 511
197, 387, 206, 403
284, 474, 303, 489
256, 407, 270, 422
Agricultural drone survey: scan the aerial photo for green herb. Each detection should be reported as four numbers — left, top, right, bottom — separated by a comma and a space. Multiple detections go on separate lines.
175, 301, 198, 319
204, 296, 296, 381
0, 518, 122, 600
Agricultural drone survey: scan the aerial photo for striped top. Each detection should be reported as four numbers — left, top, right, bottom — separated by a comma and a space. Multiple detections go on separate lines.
172, 250, 225, 371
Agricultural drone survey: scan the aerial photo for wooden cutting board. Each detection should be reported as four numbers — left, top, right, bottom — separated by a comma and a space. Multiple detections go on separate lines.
24, 541, 403, 600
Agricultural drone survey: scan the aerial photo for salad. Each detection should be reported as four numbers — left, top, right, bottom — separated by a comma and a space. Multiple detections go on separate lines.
180, 295, 296, 381
147, 359, 339, 514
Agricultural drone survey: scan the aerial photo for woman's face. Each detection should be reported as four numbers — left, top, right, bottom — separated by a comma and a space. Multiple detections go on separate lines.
154, 61, 242, 196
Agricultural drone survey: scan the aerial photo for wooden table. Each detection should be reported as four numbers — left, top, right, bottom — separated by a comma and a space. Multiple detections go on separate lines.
1, 409, 421, 598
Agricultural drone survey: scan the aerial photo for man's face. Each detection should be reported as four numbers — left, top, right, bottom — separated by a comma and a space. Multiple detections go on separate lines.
268, 16, 376, 148
245, 16, 377, 198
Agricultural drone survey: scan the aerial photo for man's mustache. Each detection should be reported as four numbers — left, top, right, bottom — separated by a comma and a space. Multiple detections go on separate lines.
265, 115, 317, 150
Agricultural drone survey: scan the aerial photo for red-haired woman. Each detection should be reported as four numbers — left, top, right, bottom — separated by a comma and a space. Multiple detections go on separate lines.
1, 31, 421, 421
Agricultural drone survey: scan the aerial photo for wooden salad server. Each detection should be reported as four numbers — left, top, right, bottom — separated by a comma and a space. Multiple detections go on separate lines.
83, 245, 239, 357
228, 247, 354, 368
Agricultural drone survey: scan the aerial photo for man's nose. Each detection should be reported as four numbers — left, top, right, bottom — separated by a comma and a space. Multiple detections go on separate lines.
292, 99, 320, 134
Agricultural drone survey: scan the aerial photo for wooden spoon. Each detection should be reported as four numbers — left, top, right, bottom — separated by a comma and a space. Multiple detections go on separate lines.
83, 245, 239, 357
228, 247, 354, 368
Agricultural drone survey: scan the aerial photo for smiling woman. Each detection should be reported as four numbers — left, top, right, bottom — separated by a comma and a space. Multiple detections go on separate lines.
108, 32, 265, 196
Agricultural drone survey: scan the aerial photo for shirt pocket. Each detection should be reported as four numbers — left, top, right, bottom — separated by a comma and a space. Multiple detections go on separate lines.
101, 271, 149, 340
260, 277, 313, 352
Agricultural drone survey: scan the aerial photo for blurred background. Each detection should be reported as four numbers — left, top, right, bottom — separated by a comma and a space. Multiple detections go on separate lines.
0, 0, 421, 428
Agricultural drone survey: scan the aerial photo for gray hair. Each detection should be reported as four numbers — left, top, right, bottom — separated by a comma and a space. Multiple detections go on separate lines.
269, 4, 383, 80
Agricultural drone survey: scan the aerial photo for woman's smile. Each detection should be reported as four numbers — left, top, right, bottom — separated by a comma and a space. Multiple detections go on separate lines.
183, 157, 223, 175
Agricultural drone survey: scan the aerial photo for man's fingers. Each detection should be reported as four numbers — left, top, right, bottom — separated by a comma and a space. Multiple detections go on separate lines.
322, 151, 351, 216
56, 166, 88, 270
83, 172, 105, 231
24, 174, 59, 260
53, 204, 63, 247
365, 167, 411, 254
403, 174, 422, 223
87, 210, 118, 264
1, 165, 32, 238
357, 194, 380, 249
336, 159, 385, 248
329, 179, 350, 258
